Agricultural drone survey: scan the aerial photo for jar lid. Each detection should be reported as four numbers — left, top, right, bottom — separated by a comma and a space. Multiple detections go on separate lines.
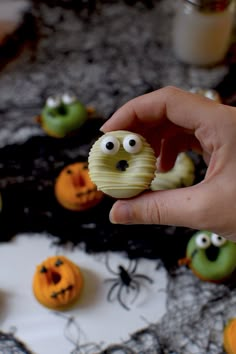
186, 0, 231, 11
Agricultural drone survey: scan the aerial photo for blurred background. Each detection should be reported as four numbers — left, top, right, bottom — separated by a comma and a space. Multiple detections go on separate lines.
0, 0, 236, 147
1, 2, 236, 353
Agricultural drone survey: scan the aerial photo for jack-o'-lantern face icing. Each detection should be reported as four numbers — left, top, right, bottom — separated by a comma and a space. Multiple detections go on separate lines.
37, 93, 88, 138
179, 231, 236, 283
32, 255, 83, 309
224, 318, 236, 354
55, 162, 104, 211
88, 130, 156, 198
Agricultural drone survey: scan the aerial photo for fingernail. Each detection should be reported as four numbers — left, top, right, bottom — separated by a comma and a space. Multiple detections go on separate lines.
109, 202, 131, 224
99, 124, 105, 132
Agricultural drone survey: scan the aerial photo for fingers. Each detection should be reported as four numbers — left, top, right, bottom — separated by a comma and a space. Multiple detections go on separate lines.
159, 133, 202, 171
109, 183, 214, 231
100, 86, 221, 133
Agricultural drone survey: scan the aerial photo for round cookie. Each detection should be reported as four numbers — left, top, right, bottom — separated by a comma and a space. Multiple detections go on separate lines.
223, 318, 236, 354
178, 231, 236, 283
150, 152, 195, 191
55, 161, 104, 211
88, 130, 157, 198
32, 255, 83, 310
36, 93, 88, 138
189, 87, 222, 102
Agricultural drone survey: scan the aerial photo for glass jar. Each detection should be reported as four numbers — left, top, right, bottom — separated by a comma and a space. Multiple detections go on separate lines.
172, 0, 236, 66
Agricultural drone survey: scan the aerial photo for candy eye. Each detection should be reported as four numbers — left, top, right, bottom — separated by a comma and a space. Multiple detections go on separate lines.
211, 233, 227, 247
46, 96, 61, 108
40, 266, 47, 273
123, 134, 143, 154
55, 259, 63, 267
61, 93, 76, 105
195, 232, 211, 249
100, 135, 120, 155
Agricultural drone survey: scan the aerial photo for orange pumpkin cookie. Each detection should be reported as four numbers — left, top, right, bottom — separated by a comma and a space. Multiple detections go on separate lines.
54, 161, 104, 211
32, 255, 83, 310
224, 318, 236, 354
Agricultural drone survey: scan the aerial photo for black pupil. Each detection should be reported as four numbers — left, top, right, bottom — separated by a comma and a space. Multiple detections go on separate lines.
106, 142, 114, 150
202, 237, 207, 243
129, 139, 136, 147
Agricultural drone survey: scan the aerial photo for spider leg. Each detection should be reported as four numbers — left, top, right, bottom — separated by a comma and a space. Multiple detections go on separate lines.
105, 253, 118, 275
107, 281, 119, 302
104, 277, 116, 283
118, 284, 130, 311
129, 258, 138, 274
130, 280, 140, 304
134, 274, 153, 283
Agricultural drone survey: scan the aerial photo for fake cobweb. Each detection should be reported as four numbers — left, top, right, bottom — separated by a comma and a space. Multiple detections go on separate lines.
0, 330, 32, 354
100, 267, 235, 354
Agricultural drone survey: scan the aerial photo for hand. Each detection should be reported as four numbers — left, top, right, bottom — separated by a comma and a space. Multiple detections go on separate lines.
100, 86, 236, 242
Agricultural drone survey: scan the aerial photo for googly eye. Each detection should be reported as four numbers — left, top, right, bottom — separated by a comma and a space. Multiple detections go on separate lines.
123, 134, 143, 154
46, 96, 61, 108
195, 232, 211, 249
61, 93, 76, 105
211, 233, 227, 247
100, 135, 120, 155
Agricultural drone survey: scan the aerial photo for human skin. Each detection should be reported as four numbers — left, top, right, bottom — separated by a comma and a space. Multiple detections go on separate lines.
100, 86, 236, 242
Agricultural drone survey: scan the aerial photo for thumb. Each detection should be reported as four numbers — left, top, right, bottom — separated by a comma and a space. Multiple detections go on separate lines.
109, 184, 210, 230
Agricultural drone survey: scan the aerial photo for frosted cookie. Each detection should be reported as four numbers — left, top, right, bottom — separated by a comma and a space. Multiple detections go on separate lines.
88, 130, 156, 198
32, 255, 83, 310
178, 231, 236, 283
150, 152, 195, 191
224, 318, 236, 354
189, 88, 221, 102
36, 93, 95, 138
54, 161, 104, 211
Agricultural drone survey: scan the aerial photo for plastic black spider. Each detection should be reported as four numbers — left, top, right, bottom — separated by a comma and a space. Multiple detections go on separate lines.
104, 256, 153, 310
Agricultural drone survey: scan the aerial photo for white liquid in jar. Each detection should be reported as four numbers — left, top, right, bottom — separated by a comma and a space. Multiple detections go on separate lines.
172, 1, 235, 66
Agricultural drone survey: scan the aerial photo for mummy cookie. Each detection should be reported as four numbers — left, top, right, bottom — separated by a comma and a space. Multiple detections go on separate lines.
88, 130, 156, 198
151, 152, 195, 191
189, 88, 222, 102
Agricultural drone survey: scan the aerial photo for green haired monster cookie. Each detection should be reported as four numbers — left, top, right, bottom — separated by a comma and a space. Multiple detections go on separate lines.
36, 93, 90, 138
179, 231, 236, 283
88, 130, 157, 198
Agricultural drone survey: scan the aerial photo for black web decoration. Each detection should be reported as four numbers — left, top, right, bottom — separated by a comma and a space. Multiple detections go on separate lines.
0, 130, 204, 265
0, 330, 33, 354
98, 267, 236, 353
104, 255, 153, 310
53, 312, 103, 354
99, 327, 164, 354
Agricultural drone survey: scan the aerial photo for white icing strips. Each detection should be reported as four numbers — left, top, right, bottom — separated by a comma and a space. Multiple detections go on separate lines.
150, 152, 195, 191
88, 130, 157, 198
